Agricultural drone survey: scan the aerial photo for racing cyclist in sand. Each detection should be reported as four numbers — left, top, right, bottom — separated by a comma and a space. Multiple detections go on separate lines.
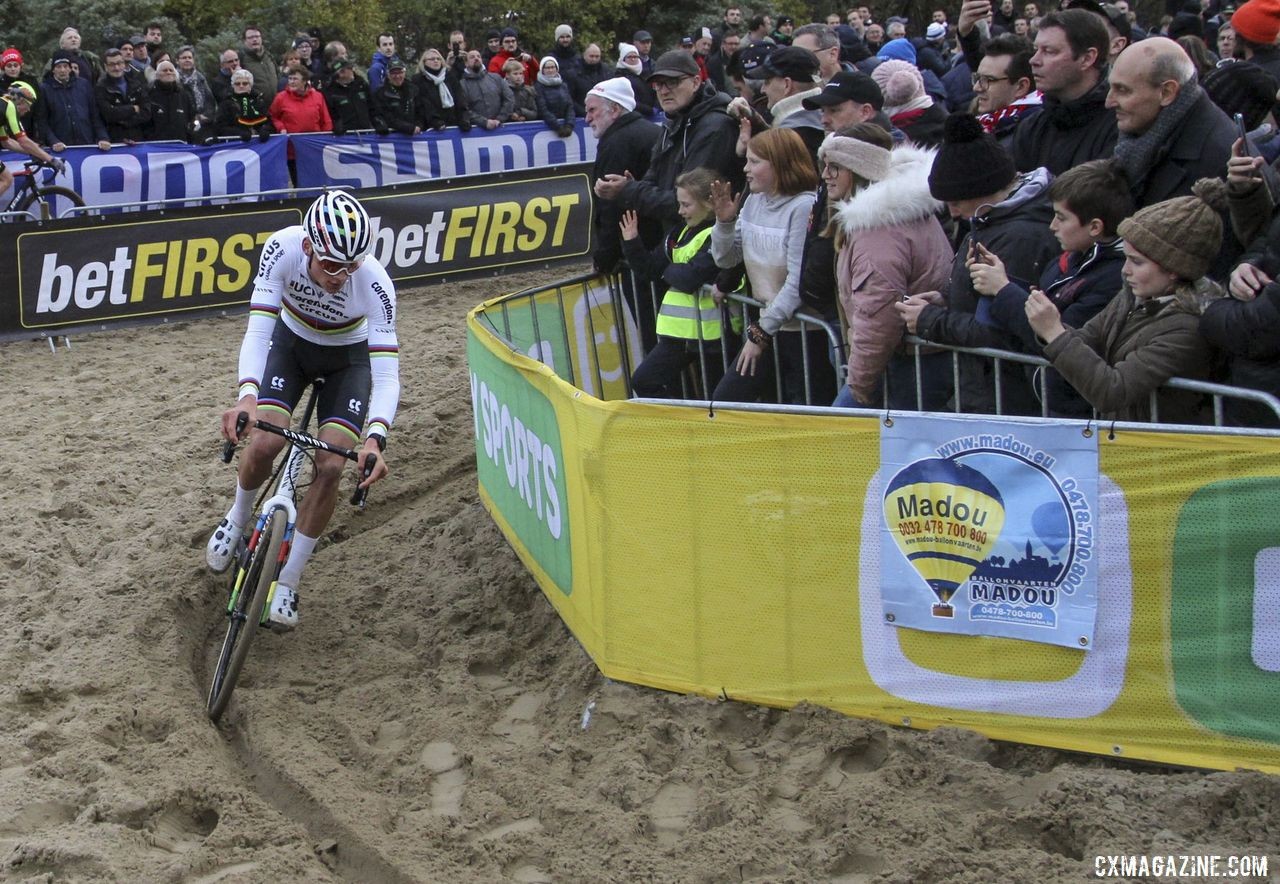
206, 191, 400, 630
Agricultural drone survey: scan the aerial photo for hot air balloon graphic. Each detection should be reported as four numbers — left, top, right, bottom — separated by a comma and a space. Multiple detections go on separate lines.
883, 458, 1006, 618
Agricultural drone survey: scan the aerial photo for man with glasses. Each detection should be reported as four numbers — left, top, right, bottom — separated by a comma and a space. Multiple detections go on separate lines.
594, 50, 741, 230
241, 25, 279, 98
973, 33, 1040, 146
208, 191, 398, 632
95, 48, 151, 144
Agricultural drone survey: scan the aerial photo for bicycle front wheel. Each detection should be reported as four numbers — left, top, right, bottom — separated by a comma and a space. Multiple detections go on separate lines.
206, 507, 286, 721
16, 186, 86, 220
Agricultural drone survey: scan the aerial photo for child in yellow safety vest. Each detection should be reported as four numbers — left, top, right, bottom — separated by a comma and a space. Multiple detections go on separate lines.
621, 167, 742, 399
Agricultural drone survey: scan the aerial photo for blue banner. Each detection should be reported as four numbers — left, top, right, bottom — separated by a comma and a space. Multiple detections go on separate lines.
290, 121, 598, 189
1, 138, 289, 213
879, 414, 1100, 649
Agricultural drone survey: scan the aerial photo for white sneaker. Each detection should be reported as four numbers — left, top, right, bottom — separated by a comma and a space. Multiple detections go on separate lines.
266, 583, 298, 632
206, 517, 244, 573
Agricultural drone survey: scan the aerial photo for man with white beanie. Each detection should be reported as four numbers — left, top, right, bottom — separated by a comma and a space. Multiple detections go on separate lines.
551, 24, 582, 80
587, 77, 661, 277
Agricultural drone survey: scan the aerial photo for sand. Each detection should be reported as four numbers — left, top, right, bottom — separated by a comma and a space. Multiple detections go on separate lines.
1, 268, 1277, 884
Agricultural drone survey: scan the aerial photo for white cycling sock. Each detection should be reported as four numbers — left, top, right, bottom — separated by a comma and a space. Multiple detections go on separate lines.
278, 532, 318, 588
227, 483, 256, 529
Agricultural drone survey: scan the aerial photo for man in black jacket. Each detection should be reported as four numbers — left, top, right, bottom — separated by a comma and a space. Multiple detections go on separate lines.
325, 59, 373, 134
1011, 9, 1117, 174
372, 59, 421, 135
593, 51, 742, 231
95, 49, 150, 144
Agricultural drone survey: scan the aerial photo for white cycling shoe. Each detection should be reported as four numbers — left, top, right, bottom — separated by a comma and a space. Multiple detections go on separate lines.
266, 583, 298, 632
206, 517, 244, 573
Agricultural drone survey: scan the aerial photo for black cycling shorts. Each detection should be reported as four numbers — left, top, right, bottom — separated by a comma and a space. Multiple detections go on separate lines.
258, 322, 372, 440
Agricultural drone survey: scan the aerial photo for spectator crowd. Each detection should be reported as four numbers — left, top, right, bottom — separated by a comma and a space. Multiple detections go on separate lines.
5, 0, 1280, 426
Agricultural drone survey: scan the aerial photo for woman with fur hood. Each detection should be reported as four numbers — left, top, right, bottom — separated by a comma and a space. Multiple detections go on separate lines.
821, 124, 954, 408
1029, 179, 1227, 424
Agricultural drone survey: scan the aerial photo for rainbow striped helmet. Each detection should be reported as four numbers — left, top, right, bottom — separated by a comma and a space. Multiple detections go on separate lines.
303, 190, 372, 263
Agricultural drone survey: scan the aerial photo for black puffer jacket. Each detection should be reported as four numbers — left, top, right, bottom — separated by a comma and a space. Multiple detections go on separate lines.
618, 81, 743, 230
146, 79, 199, 142
915, 169, 1060, 414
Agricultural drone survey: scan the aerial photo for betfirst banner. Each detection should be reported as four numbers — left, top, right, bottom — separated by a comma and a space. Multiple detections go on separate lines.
0, 139, 289, 213
0, 166, 593, 340
468, 292, 1280, 773
291, 120, 597, 189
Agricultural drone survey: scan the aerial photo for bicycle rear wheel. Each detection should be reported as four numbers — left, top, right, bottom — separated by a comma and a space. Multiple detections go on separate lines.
206, 507, 286, 721
16, 186, 86, 221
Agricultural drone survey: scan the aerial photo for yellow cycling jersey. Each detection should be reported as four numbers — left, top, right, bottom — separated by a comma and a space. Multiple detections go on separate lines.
0, 95, 24, 140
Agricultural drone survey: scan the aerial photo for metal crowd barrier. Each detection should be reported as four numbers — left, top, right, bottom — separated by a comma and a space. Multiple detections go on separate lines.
479, 268, 1280, 433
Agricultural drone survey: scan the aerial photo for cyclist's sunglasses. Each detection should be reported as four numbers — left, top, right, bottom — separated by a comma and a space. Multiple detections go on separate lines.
314, 256, 362, 277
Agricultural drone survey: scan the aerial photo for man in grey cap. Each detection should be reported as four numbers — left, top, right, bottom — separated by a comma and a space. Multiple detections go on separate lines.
593, 49, 742, 230
633, 30, 655, 76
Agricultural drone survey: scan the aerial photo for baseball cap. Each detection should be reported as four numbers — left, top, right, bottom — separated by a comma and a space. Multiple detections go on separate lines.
738, 43, 775, 78
747, 45, 820, 81
801, 70, 885, 109
388, 58, 407, 71
633, 30, 653, 42
330, 58, 354, 73
681, 35, 695, 46
647, 49, 700, 79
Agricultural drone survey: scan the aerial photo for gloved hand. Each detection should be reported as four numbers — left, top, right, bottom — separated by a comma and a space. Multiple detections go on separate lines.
240, 130, 253, 142
375, 123, 390, 136
332, 123, 345, 136
556, 123, 574, 138
47, 157, 67, 175
258, 127, 271, 143
458, 119, 472, 133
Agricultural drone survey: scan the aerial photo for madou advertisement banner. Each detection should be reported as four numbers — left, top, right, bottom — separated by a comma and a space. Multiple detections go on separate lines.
879, 414, 1100, 649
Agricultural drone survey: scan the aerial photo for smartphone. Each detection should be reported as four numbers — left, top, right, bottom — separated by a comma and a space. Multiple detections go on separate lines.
1236, 112, 1260, 158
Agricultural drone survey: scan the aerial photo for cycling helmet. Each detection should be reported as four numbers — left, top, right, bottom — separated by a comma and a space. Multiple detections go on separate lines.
7, 81, 36, 103
303, 190, 372, 263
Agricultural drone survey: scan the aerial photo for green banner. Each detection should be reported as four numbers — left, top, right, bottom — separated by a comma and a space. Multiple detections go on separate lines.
467, 329, 572, 595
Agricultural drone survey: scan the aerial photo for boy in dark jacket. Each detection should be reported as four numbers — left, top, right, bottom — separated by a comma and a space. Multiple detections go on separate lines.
981, 160, 1133, 415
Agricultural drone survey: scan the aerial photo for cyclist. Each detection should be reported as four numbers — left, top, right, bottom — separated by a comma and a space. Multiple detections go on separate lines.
0, 82, 65, 194
207, 190, 400, 631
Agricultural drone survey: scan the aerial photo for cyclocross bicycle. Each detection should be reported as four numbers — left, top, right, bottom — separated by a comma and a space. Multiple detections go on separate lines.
207, 381, 376, 721
3, 160, 85, 221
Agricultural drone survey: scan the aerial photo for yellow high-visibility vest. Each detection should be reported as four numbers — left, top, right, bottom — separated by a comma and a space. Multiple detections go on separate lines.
655, 225, 722, 341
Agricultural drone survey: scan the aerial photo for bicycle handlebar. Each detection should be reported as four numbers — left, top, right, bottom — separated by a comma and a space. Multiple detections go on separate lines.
219, 412, 377, 507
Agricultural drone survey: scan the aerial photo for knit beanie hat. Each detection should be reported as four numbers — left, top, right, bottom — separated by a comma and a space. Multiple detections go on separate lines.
1230, 0, 1280, 44
617, 42, 640, 71
872, 59, 924, 107
818, 132, 893, 182
555, 24, 573, 40
877, 37, 917, 63
1, 48, 21, 67
1204, 61, 1279, 131
928, 113, 1018, 202
1117, 179, 1228, 280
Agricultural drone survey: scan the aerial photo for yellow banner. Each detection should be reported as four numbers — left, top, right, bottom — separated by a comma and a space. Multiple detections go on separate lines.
468, 311, 1280, 774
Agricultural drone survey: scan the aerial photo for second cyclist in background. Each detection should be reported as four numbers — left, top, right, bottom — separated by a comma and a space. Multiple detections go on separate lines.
206, 191, 400, 630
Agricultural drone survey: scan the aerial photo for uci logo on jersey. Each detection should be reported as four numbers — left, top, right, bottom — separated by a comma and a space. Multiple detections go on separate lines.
348, 398, 363, 413
270, 376, 286, 391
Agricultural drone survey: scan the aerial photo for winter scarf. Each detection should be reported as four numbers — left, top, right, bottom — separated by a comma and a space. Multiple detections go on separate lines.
421, 66, 454, 109
1112, 82, 1203, 193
